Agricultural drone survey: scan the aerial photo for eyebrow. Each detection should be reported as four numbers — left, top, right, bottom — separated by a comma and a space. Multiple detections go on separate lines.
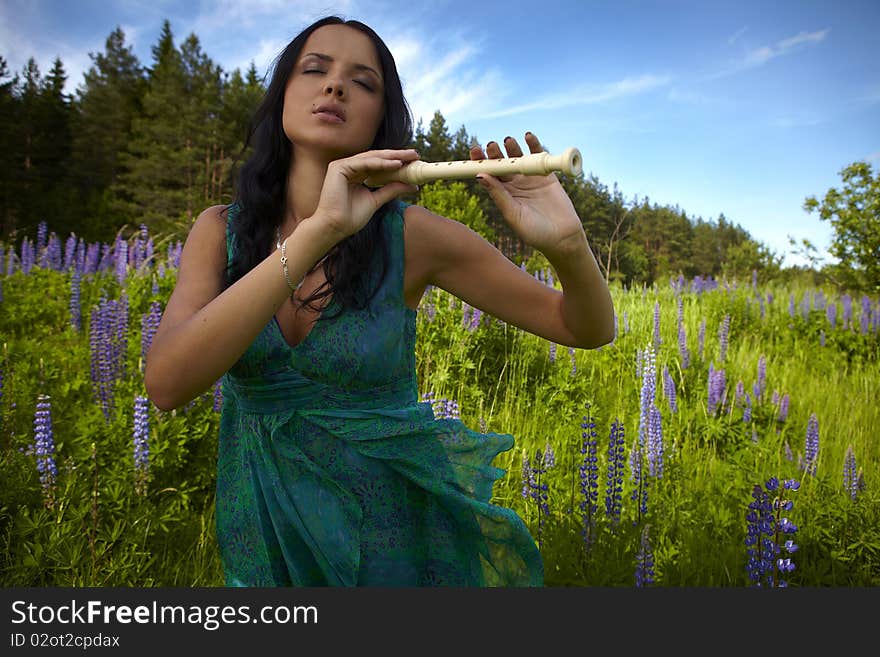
300, 52, 382, 82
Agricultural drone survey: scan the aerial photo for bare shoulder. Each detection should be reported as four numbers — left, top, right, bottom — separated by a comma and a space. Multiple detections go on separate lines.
188, 204, 229, 247
159, 205, 230, 325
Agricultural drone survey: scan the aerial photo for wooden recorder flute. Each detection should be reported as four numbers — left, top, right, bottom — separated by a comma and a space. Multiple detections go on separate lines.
364, 146, 583, 187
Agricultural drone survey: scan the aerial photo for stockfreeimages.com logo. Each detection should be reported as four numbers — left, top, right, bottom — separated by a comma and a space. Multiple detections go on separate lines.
11, 599, 318, 632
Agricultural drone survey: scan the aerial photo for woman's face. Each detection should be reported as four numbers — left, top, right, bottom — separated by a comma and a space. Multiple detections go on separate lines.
282, 24, 386, 160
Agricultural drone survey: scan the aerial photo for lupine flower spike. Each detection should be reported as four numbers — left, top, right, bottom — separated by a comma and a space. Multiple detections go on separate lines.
635, 524, 655, 587
746, 477, 800, 587
579, 405, 599, 548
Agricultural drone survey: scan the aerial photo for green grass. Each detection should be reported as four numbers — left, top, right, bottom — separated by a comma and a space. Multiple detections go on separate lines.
1, 249, 878, 587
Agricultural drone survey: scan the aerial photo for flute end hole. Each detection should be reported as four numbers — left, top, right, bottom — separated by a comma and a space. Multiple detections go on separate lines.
571, 152, 582, 175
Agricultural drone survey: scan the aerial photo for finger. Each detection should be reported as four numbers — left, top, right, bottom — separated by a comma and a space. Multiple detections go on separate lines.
358, 148, 420, 161
371, 182, 419, 207
470, 143, 486, 160
502, 136, 524, 158
485, 140, 504, 159
340, 156, 405, 177
484, 140, 514, 182
475, 174, 520, 225
524, 131, 544, 154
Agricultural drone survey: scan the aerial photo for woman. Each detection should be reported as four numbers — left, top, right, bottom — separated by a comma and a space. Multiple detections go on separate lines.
144, 15, 614, 586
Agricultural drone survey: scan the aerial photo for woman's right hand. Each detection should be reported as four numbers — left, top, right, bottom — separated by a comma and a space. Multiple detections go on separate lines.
311, 149, 420, 241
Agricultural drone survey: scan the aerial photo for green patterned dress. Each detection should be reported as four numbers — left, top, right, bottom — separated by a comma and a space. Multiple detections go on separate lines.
216, 200, 544, 586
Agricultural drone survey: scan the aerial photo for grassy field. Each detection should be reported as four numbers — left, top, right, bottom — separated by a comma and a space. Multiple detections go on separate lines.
1, 227, 878, 586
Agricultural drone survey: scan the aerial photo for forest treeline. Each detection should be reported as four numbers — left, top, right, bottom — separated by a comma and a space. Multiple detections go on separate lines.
1, 20, 790, 286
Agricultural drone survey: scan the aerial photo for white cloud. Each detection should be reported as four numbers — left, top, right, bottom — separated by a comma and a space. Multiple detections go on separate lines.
741, 28, 830, 70
705, 28, 830, 81
384, 31, 507, 126
727, 26, 748, 46
480, 74, 671, 120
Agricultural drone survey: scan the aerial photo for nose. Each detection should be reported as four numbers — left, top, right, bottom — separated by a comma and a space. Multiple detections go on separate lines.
323, 82, 344, 98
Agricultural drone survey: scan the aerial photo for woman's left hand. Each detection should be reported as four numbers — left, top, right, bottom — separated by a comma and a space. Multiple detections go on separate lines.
473, 132, 586, 258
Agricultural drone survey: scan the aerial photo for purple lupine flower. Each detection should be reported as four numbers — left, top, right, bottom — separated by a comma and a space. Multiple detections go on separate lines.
140, 301, 163, 364
421, 392, 460, 421
707, 364, 726, 416
788, 294, 795, 318
549, 341, 556, 363
629, 437, 648, 519
635, 524, 655, 587
20, 237, 34, 274
756, 355, 767, 401
36, 221, 48, 255
605, 419, 625, 527
579, 406, 599, 547
623, 311, 630, 334
89, 295, 130, 421
800, 293, 810, 320
843, 444, 859, 501
860, 295, 871, 335
69, 267, 82, 332
746, 477, 800, 587
653, 301, 661, 347
743, 393, 752, 423
784, 441, 793, 462
115, 237, 128, 285
637, 344, 657, 452
168, 241, 183, 269
522, 448, 551, 549
676, 295, 683, 325
213, 378, 223, 412
662, 366, 677, 413
698, 319, 706, 360
841, 294, 852, 329
647, 406, 664, 478
735, 380, 745, 406
758, 294, 766, 321
469, 306, 482, 331
718, 314, 730, 361
98, 243, 113, 272
826, 303, 837, 329
678, 321, 690, 369
568, 346, 577, 376
133, 395, 150, 495
802, 413, 819, 476
778, 393, 790, 423
33, 394, 58, 505
820, 330, 826, 347
543, 441, 556, 469
45, 233, 62, 270
63, 234, 77, 270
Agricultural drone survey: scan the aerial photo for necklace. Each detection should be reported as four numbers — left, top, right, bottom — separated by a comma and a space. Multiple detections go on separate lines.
276, 227, 282, 250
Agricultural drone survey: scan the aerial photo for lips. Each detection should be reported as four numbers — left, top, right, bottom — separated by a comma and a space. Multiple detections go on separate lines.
313, 103, 346, 122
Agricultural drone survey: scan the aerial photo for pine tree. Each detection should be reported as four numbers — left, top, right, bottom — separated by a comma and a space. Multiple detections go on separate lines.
71, 27, 145, 239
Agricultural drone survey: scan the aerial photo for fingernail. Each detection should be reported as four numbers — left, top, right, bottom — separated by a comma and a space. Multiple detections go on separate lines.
504, 136, 512, 142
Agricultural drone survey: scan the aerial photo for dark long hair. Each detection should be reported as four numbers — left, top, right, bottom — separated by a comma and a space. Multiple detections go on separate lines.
226, 16, 414, 317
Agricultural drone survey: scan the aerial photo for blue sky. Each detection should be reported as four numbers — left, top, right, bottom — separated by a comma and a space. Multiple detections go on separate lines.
2, 0, 878, 267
